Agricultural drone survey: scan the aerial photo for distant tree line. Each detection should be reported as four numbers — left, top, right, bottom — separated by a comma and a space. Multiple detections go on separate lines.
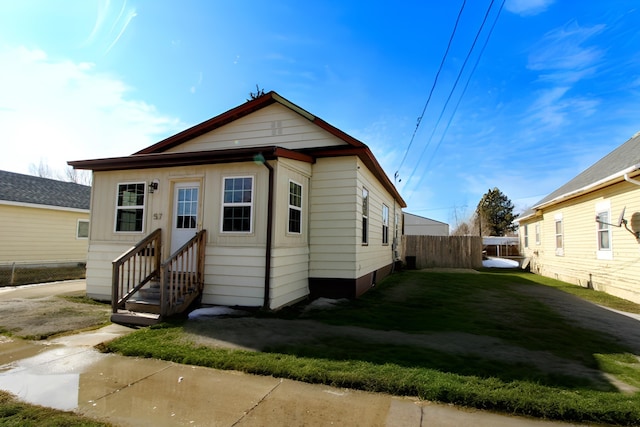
29, 158, 92, 186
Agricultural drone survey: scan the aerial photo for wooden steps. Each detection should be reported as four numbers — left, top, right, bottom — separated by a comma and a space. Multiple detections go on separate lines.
111, 310, 161, 327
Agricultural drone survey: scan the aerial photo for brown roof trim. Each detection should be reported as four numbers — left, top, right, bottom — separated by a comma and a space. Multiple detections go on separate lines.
135, 91, 368, 155
306, 146, 407, 208
311, 117, 366, 148
68, 146, 314, 172
135, 94, 281, 154
73, 91, 404, 206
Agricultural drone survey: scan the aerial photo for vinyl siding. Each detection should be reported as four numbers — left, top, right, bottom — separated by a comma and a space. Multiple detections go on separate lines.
85, 242, 130, 300
520, 181, 640, 303
309, 157, 358, 278
355, 157, 398, 276
0, 203, 89, 264
165, 104, 347, 153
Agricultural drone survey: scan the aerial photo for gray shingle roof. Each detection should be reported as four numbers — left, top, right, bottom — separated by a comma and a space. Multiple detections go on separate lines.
0, 170, 90, 210
534, 132, 640, 208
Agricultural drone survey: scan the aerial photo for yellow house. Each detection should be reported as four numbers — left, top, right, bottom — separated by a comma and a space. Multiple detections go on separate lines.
69, 92, 406, 322
0, 170, 91, 265
518, 132, 640, 304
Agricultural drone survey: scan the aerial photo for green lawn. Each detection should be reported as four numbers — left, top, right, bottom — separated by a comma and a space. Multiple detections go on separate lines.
104, 270, 640, 425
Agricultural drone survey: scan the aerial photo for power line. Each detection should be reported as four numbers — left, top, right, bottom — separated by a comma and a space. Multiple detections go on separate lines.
419, 0, 507, 187
404, 0, 504, 202
394, 0, 467, 181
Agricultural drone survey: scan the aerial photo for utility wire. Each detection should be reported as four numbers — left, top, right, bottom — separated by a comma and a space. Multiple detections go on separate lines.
407, 0, 506, 204
395, 0, 467, 181
402, 0, 500, 197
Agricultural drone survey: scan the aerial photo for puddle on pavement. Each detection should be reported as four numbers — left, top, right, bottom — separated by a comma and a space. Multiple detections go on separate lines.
0, 340, 105, 411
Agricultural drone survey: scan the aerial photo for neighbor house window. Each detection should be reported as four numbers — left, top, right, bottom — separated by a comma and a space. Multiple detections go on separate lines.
362, 188, 369, 244
222, 177, 253, 232
554, 214, 563, 256
535, 223, 541, 245
382, 204, 389, 245
77, 219, 89, 239
115, 183, 145, 232
596, 201, 612, 260
524, 225, 529, 248
288, 180, 302, 234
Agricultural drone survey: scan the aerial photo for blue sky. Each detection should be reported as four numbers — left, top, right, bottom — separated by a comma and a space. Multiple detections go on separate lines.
0, 1, 638, 227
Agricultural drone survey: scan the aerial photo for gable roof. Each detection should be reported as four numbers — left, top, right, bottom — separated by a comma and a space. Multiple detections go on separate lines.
0, 170, 91, 210
69, 91, 406, 207
523, 132, 640, 216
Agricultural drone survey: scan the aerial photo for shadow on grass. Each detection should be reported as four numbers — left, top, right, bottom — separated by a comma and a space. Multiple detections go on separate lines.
261, 270, 640, 389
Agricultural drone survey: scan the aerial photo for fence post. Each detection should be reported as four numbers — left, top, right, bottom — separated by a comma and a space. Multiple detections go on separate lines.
10, 262, 16, 285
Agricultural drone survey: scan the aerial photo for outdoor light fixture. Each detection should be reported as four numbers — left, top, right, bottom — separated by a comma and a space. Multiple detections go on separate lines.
148, 180, 159, 193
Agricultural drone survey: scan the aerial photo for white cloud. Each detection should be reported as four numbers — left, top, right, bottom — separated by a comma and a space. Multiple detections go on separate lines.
528, 22, 605, 76
0, 46, 182, 175
505, 0, 554, 16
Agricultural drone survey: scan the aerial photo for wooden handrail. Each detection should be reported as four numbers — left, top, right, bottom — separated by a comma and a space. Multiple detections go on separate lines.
111, 229, 162, 313
160, 230, 207, 316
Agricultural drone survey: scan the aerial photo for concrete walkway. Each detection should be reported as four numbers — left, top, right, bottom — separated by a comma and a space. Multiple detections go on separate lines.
0, 281, 587, 426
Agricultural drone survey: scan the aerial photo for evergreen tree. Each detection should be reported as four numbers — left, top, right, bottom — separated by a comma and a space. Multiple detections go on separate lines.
476, 188, 518, 236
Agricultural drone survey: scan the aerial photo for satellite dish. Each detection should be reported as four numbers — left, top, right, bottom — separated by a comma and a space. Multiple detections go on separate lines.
617, 206, 627, 227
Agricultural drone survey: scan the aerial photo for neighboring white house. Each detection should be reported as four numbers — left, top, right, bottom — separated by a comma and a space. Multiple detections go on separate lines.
517, 132, 640, 303
403, 212, 449, 236
69, 92, 406, 310
0, 170, 91, 265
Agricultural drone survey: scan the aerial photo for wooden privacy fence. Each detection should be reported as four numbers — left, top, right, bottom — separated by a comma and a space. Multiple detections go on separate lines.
402, 235, 483, 269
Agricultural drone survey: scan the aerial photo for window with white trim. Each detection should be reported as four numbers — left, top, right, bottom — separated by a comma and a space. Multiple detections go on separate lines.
222, 177, 253, 232
596, 201, 612, 260
554, 214, 563, 256
77, 219, 89, 239
288, 180, 302, 234
524, 225, 529, 248
535, 223, 540, 245
362, 188, 369, 245
115, 183, 145, 232
382, 204, 389, 245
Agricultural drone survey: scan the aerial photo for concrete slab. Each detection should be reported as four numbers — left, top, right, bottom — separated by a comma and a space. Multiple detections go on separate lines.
79, 362, 282, 427
0, 279, 86, 300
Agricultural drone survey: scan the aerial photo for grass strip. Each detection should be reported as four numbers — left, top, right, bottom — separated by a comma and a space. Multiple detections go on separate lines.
0, 391, 111, 427
104, 323, 640, 426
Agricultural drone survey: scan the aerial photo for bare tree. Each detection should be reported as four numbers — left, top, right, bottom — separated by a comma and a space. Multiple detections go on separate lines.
63, 166, 92, 185
28, 158, 55, 179
28, 159, 91, 185
248, 84, 266, 100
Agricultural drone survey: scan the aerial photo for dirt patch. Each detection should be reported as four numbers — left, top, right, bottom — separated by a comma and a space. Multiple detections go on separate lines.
512, 283, 640, 353
0, 296, 110, 339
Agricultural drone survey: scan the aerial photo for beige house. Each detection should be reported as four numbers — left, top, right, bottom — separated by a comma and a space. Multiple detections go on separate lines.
403, 212, 449, 236
70, 92, 406, 317
518, 132, 640, 304
0, 170, 91, 265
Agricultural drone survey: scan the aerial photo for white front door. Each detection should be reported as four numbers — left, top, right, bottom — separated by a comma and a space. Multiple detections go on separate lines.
171, 182, 200, 255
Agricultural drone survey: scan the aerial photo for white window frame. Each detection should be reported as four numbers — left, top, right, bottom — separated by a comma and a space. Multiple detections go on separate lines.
382, 204, 389, 245
76, 219, 89, 239
596, 201, 613, 260
362, 188, 369, 245
221, 176, 254, 233
524, 225, 529, 248
288, 180, 302, 234
554, 213, 563, 256
114, 182, 146, 233
535, 223, 541, 245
